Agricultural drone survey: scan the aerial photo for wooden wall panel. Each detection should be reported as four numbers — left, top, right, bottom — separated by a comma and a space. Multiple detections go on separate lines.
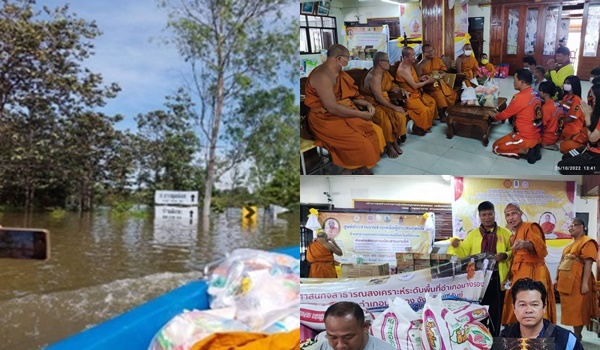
444, 0, 455, 60
577, 3, 600, 79
422, 0, 444, 51
489, 5, 503, 64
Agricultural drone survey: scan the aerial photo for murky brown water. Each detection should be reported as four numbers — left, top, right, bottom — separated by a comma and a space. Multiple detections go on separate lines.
0, 208, 298, 350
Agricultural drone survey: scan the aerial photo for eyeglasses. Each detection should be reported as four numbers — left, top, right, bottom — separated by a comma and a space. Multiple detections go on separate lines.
568, 223, 583, 228
380, 59, 389, 63
338, 56, 350, 61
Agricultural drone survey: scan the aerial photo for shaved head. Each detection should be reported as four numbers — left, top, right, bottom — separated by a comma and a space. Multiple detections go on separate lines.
402, 47, 414, 58
327, 44, 349, 58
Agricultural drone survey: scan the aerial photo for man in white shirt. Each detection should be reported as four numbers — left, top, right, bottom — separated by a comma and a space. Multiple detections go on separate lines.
532, 66, 547, 92
314, 302, 396, 350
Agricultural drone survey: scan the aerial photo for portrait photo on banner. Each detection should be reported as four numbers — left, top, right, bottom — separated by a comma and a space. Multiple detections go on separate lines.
300, 1, 315, 15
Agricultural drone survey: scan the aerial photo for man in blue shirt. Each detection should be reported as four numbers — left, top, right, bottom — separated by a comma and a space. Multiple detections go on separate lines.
500, 278, 583, 349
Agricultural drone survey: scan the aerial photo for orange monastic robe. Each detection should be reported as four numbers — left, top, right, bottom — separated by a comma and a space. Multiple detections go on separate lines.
502, 222, 556, 325
191, 329, 300, 350
395, 66, 437, 130
305, 71, 385, 169
540, 222, 555, 234
360, 70, 407, 142
460, 55, 479, 80
557, 236, 600, 327
484, 62, 496, 78
306, 240, 336, 278
421, 58, 457, 109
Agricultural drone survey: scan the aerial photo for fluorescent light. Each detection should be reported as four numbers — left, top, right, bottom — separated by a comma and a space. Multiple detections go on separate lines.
441, 175, 451, 181
381, 0, 402, 3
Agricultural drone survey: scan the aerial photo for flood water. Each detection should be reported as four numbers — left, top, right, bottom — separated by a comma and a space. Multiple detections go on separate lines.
0, 208, 298, 349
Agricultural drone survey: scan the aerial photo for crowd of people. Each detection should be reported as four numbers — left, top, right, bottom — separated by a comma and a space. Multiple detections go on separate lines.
303, 42, 600, 174
304, 201, 599, 349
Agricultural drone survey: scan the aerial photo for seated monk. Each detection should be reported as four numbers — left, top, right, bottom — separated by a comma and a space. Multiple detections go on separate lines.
395, 47, 437, 135
416, 44, 457, 120
456, 44, 478, 87
360, 51, 409, 158
305, 44, 385, 175
306, 231, 343, 278
479, 53, 496, 78
490, 69, 543, 164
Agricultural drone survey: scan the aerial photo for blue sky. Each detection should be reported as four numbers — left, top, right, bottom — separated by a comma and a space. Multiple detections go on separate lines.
36, 1, 189, 131
35, 1, 297, 132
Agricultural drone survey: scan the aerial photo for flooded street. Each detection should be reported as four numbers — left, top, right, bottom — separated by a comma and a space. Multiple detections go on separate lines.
0, 208, 298, 349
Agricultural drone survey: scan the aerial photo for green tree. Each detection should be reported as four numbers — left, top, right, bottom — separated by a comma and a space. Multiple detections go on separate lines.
0, 0, 120, 120
133, 90, 203, 204
61, 112, 130, 212
160, 0, 297, 217
231, 86, 299, 210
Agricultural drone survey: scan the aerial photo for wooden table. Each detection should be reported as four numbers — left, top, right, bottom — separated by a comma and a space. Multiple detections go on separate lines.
446, 97, 507, 147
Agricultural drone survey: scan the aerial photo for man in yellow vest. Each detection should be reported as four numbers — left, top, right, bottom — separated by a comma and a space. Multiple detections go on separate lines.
449, 201, 512, 336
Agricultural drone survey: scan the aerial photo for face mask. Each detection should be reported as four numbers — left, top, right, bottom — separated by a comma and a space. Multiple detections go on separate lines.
563, 84, 572, 92
464, 50, 472, 56
532, 77, 537, 84
524, 67, 530, 70
481, 59, 488, 65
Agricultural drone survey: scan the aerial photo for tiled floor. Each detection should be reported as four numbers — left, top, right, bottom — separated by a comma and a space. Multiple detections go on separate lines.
308, 77, 593, 175
373, 77, 594, 175
556, 306, 600, 349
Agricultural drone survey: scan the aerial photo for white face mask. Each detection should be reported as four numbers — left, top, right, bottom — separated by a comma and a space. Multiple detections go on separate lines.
464, 50, 472, 56
563, 84, 572, 92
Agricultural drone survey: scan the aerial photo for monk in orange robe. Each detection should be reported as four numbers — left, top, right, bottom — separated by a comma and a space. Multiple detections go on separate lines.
306, 231, 342, 278
456, 44, 478, 87
305, 44, 385, 175
501, 203, 556, 326
540, 214, 555, 234
556, 217, 599, 340
395, 47, 437, 135
416, 44, 457, 120
361, 51, 408, 158
479, 53, 496, 78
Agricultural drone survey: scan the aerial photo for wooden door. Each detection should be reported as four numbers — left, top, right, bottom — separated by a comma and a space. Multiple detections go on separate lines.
576, 3, 600, 80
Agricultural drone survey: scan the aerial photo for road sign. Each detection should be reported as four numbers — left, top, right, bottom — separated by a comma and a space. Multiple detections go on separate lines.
242, 206, 257, 220
154, 191, 198, 205
154, 206, 198, 222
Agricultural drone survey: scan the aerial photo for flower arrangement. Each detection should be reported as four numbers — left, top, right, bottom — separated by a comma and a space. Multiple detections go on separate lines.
475, 66, 493, 85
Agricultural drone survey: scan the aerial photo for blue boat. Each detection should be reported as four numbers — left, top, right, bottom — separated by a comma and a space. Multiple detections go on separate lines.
45, 246, 299, 350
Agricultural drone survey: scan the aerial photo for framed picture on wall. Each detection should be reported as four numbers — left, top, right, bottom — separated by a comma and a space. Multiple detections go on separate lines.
317, 1, 330, 16
301, 2, 315, 15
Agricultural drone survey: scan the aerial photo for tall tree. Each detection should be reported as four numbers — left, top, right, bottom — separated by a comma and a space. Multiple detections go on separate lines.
61, 112, 129, 212
160, 0, 297, 217
133, 90, 203, 204
0, 0, 120, 120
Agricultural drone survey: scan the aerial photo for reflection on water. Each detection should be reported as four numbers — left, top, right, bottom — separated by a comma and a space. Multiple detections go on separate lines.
0, 209, 298, 349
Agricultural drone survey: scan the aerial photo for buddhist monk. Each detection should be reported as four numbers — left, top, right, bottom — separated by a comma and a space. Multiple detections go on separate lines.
395, 47, 437, 135
501, 203, 556, 326
416, 44, 457, 120
456, 44, 478, 87
361, 51, 409, 158
555, 218, 599, 340
306, 231, 343, 278
305, 44, 385, 175
540, 214, 555, 234
490, 69, 543, 164
479, 53, 496, 78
